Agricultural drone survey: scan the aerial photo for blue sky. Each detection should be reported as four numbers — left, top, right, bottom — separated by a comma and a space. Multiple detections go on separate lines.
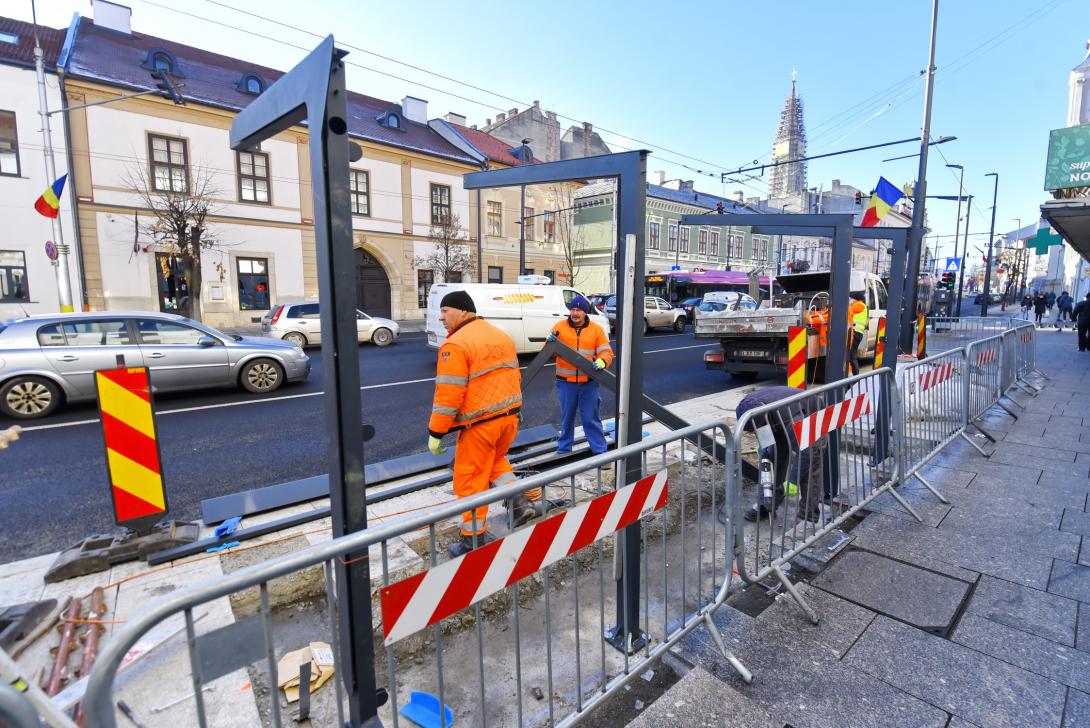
14, 0, 1090, 264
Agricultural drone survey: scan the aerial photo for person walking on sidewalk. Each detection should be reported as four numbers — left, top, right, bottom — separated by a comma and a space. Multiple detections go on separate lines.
428, 290, 528, 557
1047, 291, 1056, 313
549, 295, 614, 456
1075, 293, 1090, 352
1021, 293, 1032, 319
1056, 291, 1074, 330
848, 291, 869, 376
1034, 292, 1048, 325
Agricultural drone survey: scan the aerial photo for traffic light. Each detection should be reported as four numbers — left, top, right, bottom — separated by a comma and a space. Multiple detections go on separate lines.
151, 69, 184, 105
941, 272, 956, 290
715, 201, 724, 214
855, 191, 862, 205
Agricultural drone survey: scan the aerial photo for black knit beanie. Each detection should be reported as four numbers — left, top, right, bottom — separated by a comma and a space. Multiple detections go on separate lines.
440, 290, 476, 313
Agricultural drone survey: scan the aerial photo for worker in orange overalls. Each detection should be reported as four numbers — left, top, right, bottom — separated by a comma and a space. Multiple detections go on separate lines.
548, 295, 614, 455
428, 290, 527, 557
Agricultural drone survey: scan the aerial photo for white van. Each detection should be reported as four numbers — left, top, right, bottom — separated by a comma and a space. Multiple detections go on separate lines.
426, 282, 612, 354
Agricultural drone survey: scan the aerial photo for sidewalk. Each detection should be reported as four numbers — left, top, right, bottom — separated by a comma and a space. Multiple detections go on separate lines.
630, 324, 1090, 727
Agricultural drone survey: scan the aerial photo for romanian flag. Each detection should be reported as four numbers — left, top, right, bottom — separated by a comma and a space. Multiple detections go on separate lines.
34, 174, 67, 219
860, 176, 903, 228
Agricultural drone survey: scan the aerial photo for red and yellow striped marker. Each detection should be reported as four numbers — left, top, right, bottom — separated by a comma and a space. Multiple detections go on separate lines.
95, 368, 167, 529
916, 314, 926, 360
874, 317, 887, 369
787, 325, 806, 389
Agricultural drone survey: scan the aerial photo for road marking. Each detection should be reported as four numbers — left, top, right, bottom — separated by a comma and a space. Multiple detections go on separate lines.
16, 344, 712, 432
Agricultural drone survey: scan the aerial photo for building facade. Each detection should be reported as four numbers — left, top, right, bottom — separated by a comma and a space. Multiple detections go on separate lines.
0, 18, 81, 320
480, 101, 610, 163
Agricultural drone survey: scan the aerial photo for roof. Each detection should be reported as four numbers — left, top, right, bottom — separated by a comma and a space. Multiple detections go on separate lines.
0, 17, 65, 70
62, 18, 477, 164
575, 180, 758, 214
448, 123, 539, 166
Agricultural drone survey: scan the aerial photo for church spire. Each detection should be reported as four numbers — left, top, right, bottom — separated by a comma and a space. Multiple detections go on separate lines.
770, 73, 807, 199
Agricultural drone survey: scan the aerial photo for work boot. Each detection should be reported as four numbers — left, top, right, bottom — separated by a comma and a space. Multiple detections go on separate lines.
509, 493, 535, 528
743, 503, 773, 522
448, 531, 496, 558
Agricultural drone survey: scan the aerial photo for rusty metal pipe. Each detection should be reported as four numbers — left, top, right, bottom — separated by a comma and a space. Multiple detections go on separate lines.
46, 596, 82, 697
75, 587, 106, 726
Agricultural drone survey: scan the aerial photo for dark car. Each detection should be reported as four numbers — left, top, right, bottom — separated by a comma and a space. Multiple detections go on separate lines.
588, 294, 612, 313
972, 292, 1003, 305
678, 296, 703, 323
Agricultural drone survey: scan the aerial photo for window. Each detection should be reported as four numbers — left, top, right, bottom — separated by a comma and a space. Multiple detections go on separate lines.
350, 170, 370, 216
698, 229, 708, 255
0, 251, 28, 302
37, 324, 67, 347
679, 226, 690, 253
523, 268, 534, 276
431, 184, 451, 224
59, 320, 132, 346
544, 269, 555, 283
417, 269, 433, 308
0, 32, 18, 45
649, 221, 661, 250
710, 231, 719, 257
0, 111, 19, 176
289, 303, 320, 319
543, 211, 555, 243
668, 223, 678, 252
487, 200, 503, 236
378, 111, 401, 129
446, 271, 463, 283
523, 207, 535, 241
563, 289, 577, 307
141, 48, 180, 76
237, 257, 270, 310
237, 150, 270, 204
136, 320, 210, 346
237, 73, 266, 95
488, 266, 503, 284
148, 134, 188, 193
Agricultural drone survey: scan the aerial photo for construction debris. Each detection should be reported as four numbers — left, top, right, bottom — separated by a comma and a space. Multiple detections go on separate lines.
276, 642, 335, 703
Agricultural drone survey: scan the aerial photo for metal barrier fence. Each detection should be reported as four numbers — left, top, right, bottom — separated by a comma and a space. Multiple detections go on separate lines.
84, 418, 751, 728
1010, 322, 1045, 390
965, 334, 1015, 430
727, 368, 937, 623
926, 316, 1012, 354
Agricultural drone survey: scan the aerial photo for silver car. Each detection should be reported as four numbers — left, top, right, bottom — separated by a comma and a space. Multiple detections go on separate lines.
0, 311, 310, 419
261, 302, 400, 347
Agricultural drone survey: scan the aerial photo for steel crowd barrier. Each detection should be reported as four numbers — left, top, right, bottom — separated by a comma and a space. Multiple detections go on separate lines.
1010, 321, 1046, 390
727, 368, 940, 624
964, 333, 1017, 439
926, 316, 1011, 354
84, 418, 750, 728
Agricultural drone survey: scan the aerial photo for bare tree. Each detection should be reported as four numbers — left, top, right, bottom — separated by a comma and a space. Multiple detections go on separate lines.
547, 183, 582, 288
126, 164, 221, 322
414, 212, 474, 282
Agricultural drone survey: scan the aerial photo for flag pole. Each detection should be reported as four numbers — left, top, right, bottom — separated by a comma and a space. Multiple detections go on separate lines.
32, 0, 76, 313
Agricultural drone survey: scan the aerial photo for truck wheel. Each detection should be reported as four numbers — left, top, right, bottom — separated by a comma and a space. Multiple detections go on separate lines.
673, 317, 686, 333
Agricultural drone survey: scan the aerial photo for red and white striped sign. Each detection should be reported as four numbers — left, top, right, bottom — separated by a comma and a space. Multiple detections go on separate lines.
975, 348, 997, 366
791, 392, 871, 451
380, 470, 668, 644
919, 361, 954, 391
1021, 332, 1032, 343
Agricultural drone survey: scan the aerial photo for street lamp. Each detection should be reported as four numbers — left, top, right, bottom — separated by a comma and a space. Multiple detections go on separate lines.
1010, 218, 1022, 301
981, 172, 999, 316
946, 164, 965, 315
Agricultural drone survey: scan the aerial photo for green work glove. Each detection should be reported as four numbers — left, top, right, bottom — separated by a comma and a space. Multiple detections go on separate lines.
547, 331, 558, 342
593, 357, 606, 370
428, 435, 447, 456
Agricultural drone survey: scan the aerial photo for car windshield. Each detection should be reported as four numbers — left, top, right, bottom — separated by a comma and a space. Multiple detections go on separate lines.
606, 295, 616, 307
178, 317, 241, 342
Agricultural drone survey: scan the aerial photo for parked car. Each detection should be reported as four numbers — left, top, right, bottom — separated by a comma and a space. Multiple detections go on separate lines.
261, 302, 400, 347
972, 292, 1003, 305
605, 295, 686, 333
588, 294, 612, 313
677, 296, 703, 323
604, 294, 617, 321
0, 312, 310, 419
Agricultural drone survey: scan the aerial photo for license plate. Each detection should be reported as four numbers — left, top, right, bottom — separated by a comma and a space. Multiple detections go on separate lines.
735, 350, 767, 358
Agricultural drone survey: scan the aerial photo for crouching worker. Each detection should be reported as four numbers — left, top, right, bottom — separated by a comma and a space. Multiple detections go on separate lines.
428, 290, 529, 557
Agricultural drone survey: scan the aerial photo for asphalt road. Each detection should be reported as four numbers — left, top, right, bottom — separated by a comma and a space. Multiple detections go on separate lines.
0, 329, 766, 562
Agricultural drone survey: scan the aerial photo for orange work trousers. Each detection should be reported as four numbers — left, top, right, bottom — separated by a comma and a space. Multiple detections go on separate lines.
452, 414, 518, 536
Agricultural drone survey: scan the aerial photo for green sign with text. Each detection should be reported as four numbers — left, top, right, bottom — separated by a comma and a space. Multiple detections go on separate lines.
1045, 124, 1090, 191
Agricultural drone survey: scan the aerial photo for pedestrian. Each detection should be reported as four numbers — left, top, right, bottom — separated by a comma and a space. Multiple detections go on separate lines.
1056, 290, 1074, 329
847, 291, 868, 376
1021, 294, 1032, 319
1075, 293, 1090, 352
1034, 292, 1048, 325
549, 294, 613, 456
1048, 291, 1056, 313
739, 386, 827, 523
428, 290, 528, 557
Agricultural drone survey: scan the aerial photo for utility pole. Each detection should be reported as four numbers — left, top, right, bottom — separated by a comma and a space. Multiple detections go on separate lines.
981, 172, 999, 316
955, 196, 972, 316
32, 2, 76, 312
900, 0, 940, 350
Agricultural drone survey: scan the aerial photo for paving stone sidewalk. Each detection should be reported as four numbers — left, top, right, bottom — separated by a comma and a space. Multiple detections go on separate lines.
644, 324, 1090, 728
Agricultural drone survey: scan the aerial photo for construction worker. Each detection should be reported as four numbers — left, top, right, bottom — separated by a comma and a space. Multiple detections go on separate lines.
848, 291, 869, 376
548, 294, 614, 456
428, 290, 528, 557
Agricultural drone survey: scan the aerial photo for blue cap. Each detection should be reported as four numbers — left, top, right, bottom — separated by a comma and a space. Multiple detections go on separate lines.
568, 295, 591, 313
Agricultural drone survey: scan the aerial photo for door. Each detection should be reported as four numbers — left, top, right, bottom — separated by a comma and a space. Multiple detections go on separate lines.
135, 318, 230, 392
656, 297, 675, 326
40, 319, 145, 397
355, 249, 391, 319
286, 303, 322, 345
356, 310, 375, 343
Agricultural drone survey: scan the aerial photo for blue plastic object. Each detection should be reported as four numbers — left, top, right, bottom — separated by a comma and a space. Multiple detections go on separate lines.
215, 516, 242, 539
206, 540, 240, 553
399, 691, 454, 728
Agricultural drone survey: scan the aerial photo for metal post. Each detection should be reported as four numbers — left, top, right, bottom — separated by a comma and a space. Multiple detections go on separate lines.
956, 196, 972, 316
900, 0, 940, 351
230, 37, 382, 726
519, 185, 526, 275
476, 189, 483, 283
982, 173, 999, 317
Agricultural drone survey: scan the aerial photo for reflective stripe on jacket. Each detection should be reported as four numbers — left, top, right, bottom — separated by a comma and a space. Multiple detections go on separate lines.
849, 300, 869, 335
429, 317, 522, 437
551, 318, 613, 383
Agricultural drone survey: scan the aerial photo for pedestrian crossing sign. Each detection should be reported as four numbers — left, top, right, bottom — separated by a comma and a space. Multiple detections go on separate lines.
944, 257, 961, 273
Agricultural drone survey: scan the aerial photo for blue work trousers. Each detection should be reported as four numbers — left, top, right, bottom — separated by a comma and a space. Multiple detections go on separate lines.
556, 379, 607, 454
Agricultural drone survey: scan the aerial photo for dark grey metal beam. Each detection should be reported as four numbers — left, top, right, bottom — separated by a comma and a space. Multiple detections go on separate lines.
463, 150, 646, 189
680, 213, 853, 229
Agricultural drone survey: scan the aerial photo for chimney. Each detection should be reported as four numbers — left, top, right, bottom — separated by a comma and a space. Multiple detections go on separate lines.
733, 191, 744, 202
400, 96, 428, 124
583, 122, 592, 157
533, 100, 540, 110
444, 112, 467, 126
92, 0, 131, 35
485, 118, 492, 126
495, 112, 506, 123
651, 170, 666, 186
746, 197, 761, 206
508, 107, 518, 116
680, 180, 694, 193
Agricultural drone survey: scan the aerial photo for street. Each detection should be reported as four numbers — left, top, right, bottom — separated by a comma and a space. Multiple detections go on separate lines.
0, 330, 756, 562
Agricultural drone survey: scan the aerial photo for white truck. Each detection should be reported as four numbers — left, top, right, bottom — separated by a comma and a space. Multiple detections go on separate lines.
694, 270, 888, 382
426, 279, 611, 354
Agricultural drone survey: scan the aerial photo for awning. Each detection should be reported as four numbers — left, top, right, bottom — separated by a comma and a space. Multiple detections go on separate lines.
1041, 197, 1090, 260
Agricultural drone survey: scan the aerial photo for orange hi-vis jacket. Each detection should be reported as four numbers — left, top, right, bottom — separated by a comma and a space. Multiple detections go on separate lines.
550, 317, 614, 383
428, 317, 522, 438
